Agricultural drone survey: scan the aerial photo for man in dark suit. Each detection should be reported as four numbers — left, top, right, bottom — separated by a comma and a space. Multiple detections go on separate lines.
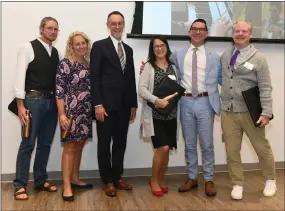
90, 11, 138, 197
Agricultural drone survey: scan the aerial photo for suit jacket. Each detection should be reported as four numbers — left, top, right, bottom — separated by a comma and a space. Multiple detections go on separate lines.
90, 37, 138, 111
171, 44, 222, 115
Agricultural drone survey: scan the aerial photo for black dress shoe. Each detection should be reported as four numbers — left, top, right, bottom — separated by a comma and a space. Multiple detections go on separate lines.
71, 183, 93, 189
62, 192, 74, 202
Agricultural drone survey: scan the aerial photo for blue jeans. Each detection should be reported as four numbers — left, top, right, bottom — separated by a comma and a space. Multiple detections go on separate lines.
180, 96, 215, 181
13, 93, 58, 188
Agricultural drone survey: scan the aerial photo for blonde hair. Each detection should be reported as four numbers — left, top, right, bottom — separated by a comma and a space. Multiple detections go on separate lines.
65, 31, 91, 64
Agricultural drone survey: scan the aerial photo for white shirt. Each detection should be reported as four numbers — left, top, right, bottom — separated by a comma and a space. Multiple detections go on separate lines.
13, 38, 62, 99
233, 44, 251, 69
182, 44, 207, 94
110, 35, 126, 65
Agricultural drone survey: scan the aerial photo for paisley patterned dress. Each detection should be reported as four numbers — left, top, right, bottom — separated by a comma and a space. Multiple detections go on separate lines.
55, 58, 92, 143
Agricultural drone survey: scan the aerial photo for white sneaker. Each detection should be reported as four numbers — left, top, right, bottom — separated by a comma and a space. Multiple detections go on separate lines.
231, 185, 243, 200
263, 179, 277, 197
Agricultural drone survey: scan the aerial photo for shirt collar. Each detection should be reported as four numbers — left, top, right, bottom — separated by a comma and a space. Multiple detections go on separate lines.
37, 38, 52, 49
110, 35, 122, 45
234, 44, 251, 53
189, 44, 205, 52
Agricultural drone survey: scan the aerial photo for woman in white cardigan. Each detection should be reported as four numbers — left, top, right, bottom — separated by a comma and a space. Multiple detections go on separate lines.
138, 36, 178, 197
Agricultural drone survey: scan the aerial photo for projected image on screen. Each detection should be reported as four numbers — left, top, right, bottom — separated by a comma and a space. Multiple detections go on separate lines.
143, 1, 284, 39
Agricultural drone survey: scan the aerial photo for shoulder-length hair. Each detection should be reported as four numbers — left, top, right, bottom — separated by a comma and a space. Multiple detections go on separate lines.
147, 35, 173, 69
64, 31, 91, 64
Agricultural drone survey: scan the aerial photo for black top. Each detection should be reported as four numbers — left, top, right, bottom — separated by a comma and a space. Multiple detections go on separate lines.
153, 65, 177, 120
25, 39, 59, 92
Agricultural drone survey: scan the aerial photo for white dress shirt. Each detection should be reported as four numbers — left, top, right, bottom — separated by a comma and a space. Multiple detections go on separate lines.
110, 35, 126, 65
182, 44, 207, 94
13, 38, 62, 99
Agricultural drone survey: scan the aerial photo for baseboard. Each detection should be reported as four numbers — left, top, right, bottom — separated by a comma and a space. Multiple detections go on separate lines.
1, 162, 284, 182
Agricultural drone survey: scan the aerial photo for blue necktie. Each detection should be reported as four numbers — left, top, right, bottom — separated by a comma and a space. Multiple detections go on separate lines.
230, 50, 240, 66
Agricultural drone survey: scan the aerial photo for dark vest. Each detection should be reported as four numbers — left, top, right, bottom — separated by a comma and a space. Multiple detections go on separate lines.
25, 39, 59, 92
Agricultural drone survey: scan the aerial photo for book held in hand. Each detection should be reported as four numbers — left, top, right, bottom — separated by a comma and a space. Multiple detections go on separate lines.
241, 86, 273, 127
148, 75, 185, 117
8, 98, 18, 116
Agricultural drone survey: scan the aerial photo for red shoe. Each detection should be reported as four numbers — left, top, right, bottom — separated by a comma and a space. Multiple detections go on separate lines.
160, 186, 169, 193
149, 181, 163, 197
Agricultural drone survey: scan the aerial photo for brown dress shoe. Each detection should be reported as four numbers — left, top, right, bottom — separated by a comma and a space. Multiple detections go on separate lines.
178, 179, 198, 192
103, 183, 116, 197
114, 179, 133, 190
205, 181, 217, 197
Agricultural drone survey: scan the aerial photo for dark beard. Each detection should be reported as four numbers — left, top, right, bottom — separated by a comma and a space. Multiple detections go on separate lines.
43, 34, 55, 43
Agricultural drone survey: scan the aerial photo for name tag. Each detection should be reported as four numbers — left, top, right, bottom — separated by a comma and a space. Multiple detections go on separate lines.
244, 62, 254, 70
168, 75, 176, 80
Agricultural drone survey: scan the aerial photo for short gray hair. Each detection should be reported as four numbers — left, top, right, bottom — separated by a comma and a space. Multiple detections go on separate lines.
40, 17, 58, 28
232, 20, 252, 33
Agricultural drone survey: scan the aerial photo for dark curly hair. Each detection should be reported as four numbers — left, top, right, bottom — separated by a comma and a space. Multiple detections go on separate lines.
147, 35, 173, 69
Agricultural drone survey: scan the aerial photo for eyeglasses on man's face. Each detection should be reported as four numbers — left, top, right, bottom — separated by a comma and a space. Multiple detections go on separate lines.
44, 26, 60, 32
190, 27, 207, 33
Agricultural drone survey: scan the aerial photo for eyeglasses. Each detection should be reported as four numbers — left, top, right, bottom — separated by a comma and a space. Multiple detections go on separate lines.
109, 22, 124, 27
153, 44, 165, 50
44, 27, 60, 32
190, 27, 207, 32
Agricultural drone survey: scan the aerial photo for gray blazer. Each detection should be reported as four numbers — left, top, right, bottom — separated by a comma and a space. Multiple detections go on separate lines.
138, 62, 178, 137
220, 44, 273, 117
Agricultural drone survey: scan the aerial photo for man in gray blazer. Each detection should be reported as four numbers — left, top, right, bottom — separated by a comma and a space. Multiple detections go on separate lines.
171, 19, 221, 196
220, 21, 276, 200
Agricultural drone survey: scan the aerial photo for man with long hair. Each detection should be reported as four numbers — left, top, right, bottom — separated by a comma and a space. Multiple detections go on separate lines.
13, 17, 60, 200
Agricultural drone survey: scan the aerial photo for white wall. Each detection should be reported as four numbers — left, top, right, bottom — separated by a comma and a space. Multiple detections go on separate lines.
2, 2, 284, 174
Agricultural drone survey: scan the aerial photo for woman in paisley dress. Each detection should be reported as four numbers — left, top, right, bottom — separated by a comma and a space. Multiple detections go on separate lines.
55, 31, 93, 202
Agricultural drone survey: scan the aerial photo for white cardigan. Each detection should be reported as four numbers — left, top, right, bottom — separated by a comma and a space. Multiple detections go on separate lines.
138, 62, 181, 138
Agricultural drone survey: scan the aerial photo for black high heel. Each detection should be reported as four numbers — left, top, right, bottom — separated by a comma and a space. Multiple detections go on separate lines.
62, 192, 74, 202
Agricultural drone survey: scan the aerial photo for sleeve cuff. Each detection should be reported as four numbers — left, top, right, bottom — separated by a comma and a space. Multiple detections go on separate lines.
149, 96, 158, 104
14, 92, 25, 99
261, 113, 273, 118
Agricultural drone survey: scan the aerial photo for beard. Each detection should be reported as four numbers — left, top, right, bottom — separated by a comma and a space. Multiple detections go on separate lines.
43, 34, 56, 42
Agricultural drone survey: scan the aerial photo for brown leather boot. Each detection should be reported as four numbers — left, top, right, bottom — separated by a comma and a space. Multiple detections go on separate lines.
205, 181, 217, 197
178, 179, 198, 192
114, 179, 133, 191
103, 183, 116, 197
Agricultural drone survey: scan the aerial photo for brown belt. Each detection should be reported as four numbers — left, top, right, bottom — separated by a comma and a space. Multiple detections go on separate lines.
26, 90, 54, 98
183, 92, 208, 97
